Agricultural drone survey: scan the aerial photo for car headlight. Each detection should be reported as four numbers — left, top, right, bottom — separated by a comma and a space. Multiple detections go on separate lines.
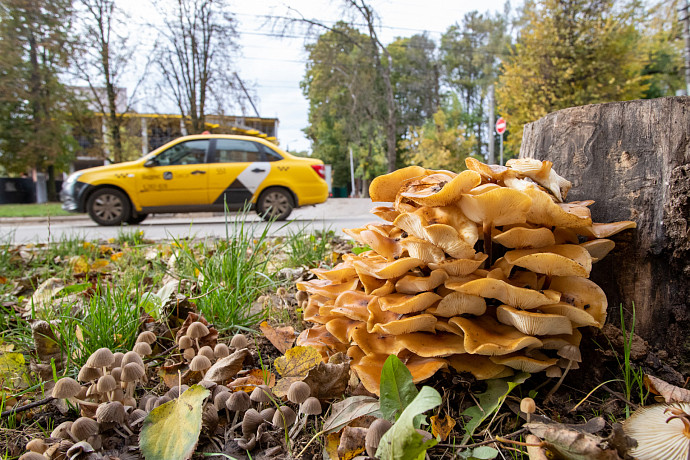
62, 171, 83, 193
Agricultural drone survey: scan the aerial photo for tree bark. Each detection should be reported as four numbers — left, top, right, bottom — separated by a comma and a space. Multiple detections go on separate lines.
519, 96, 690, 360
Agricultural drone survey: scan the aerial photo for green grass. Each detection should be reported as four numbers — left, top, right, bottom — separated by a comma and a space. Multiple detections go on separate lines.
282, 227, 334, 268
0, 203, 76, 218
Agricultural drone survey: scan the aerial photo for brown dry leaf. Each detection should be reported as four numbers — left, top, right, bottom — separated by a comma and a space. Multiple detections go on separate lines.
175, 312, 218, 349
325, 432, 341, 460
203, 349, 250, 384
158, 362, 194, 388
273, 346, 322, 397
644, 374, 690, 403
0, 276, 7, 284
259, 321, 295, 354
227, 369, 276, 392
431, 414, 456, 441
337, 426, 367, 460
527, 422, 623, 460
303, 358, 350, 400
30, 278, 66, 309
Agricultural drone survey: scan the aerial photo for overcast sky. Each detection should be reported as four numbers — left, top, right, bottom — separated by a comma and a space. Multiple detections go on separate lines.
119, 0, 511, 152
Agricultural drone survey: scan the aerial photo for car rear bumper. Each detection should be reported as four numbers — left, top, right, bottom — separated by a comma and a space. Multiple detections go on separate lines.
297, 182, 329, 206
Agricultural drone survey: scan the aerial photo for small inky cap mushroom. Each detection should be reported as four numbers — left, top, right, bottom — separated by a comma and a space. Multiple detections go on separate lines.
187, 321, 210, 339
25, 439, 47, 454
136, 331, 156, 345
214, 343, 230, 359
96, 401, 126, 424
71, 417, 99, 441
300, 397, 322, 416
133, 341, 152, 356
447, 354, 513, 380
190, 355, 212, 372
242, 408, 264, 437
121, 350, 145, 368
623, 403, 690, 460
250, 385, 273, 404
51, 421, 74, 439
214, 391, 230, 411
198, 346, 215, 361
97, 374, 117, 394
557, 344, 582, 363
85, 348, 115, 369
121, 362, 145, 383
520, 397, 536, 419
260, 407, 276, 422
272, 405, 296, 429
366, 418, 393, 457
369, 165, 427, 202
19, 452, 46, 460
53, 377, 81, 399
77, 366, 102, 383
183, 348, 196, 361
178, 335, 193, 349
496, 305, 573, 336
287, 381, 311, 404
227, 390, 252, 412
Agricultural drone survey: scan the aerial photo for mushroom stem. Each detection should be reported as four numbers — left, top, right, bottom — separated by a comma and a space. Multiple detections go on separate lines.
231, 411, 240, 436
195, 338, 201, 351
545, 359, 573, 401
483, 222, 493, 267
289, 415, 307, 438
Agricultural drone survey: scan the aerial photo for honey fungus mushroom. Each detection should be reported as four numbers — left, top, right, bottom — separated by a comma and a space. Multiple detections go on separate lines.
294, 159, 635, 390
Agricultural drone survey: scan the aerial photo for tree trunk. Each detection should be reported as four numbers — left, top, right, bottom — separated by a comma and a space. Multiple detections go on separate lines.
519, 96, 690, 360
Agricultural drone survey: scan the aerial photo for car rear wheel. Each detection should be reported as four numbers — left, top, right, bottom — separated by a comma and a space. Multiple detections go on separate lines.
86, 188, 131, 226
257, 187, 293, 221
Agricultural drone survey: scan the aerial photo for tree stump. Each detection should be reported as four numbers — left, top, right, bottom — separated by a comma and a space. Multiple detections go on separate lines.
519, 96, 690, 360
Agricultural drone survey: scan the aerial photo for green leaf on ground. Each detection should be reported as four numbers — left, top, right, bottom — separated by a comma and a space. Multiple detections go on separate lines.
139, 384, 210, 460
376, 386, 441, 460
380, 354, 419, 423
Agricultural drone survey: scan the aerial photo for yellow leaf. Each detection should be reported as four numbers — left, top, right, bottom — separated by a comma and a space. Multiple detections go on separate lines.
99, 245, 112, 254
273, 346, 321, 397
0, 352, 29, 391
430, 414, 456, 441
324, 432, 341, 460
82, 242, 93, 249
69, 256, 89, 274
110, 252, 124, 261
194, 268, 200, 277
107, 237, 116, 244
90, 259, 110, 271
139, 385, 210, 460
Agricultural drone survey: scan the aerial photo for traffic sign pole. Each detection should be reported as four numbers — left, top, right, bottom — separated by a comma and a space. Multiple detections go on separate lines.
500, 132, 504, 166
495, 117, 506, 165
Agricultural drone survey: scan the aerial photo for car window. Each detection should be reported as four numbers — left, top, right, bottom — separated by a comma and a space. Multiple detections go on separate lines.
215, 139, 263, 163
263, 147, 284, 162
154, 140, 209, 166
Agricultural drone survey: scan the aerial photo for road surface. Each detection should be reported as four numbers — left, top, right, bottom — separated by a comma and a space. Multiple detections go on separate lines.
0, 199, 385, 244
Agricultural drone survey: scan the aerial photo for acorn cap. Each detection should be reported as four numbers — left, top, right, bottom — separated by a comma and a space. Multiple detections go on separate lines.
187, 321, 209, 339
300, 397, 322, 416
96, 374, 117, 394
365, 418, 393, 457
121, 362, 145, 382
121, 350, 144, 368
198, 346, 215, 361
133, 341, 152, 356
77, 366, 102, 383
214, 343, 230, 359
250, 385, 273, 404
190, 355, 212, 372
230, 334, 248, 349
287, 381, 311, 404
178, 335, 193, 349
71, 417, 99, 441
85, 348, 115, 369
136, 331, 156, 345
226, 391, 252, 412
272, 405, 296, 428
242, 408, 264, 437
53, 377, 81, 399
96, 401, 125, 424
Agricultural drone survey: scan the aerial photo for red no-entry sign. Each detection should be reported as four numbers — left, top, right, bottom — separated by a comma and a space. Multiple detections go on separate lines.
495, 117, 506, 135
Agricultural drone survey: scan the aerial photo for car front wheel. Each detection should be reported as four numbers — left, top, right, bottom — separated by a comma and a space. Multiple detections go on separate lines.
86, 188, 131, 226
257, 188, 293, 221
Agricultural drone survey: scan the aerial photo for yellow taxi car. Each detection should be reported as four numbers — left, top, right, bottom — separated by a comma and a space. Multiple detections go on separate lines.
61, 134, 329, 226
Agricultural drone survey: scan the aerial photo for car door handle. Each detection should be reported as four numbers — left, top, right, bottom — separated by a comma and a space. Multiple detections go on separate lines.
251, 168, 266, 173
191, 170, 206, 175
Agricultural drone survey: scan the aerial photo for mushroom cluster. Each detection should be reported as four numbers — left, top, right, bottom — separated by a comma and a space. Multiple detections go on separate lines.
296, 158, 636, 395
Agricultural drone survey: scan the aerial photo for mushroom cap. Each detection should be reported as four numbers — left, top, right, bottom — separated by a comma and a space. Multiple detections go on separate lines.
400, 170, 481, 207
548, 276, 608, 327
112, 351, 124, 367
242, 408, 264, 437
350, 351, 447, 396
332, 291, 374, 322
368, 305, 437, 335
427, 292, 486, 317
300, 397, 322, 416
378, 292, 442, 315
183, 348, 196, 361
623, 403, 690, 460
25, 439, 47, 454
287, 381, 311, 404
19, 452, 46, 460
465, 157, 511, 182
503, 244, 592, 277
96, 374, 117, 393
396, 332, 466, 357
96, 401, 126, 423
414, 205, 479, 246
214, 391, 230, 410
227, 390, 252, 412
545, 366, 562, 378
395, 269, 448, 294
296, 277, 360, 299
576, 220, 637, 239
370, 205, 400, 222
133, 341, 152, 356
447, 277, 560, 310
53, 377, 81, 399
351, 328, 406, 356
110, 367, 122, 382
250, 385, 274, 404
136, 331, 156, 345
459, 187, 532, 228
399, 236, 446, 264
490, 351, 559, 373
353, 256, 424, 280
295, 325, 348, 359
449, 315, 543, 356
355, 228, 403, 261
129, 408, 148, 426
260, 407, 276, 422
427, 254, 488, 277
496, 305, 573, 336
393, 213, 475, 259
446, 354, 513, 380
553, 227, 580, 244
311, 262, 357, 283
520, 397, 536, 415
198, 346, 215, 361
369, 165, 428, 202
324, 317, 362, 344
178, 335, 193, 349
492, 227, 556, 249
538, 303, 599, 328
51, 421, 74, 439
272, 405, 296, 428
557, 344, 582, 362
187, 321, 210, 339
506, 158, 572, 202
189, 355, 212, 372
580, 239, 615, 262
121, 350, 145, 368
365, 418, 393, 457
77, 366, 102, 383
121, 362, 145, 382
214, 343, 230, 359
522, 188, 592, 228
71, 417, 99, 441
85, 348, 115, 369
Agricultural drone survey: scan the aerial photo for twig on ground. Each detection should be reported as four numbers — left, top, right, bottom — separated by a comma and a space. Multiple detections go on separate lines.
436, 428, 528, 449
1, 397, 55, 418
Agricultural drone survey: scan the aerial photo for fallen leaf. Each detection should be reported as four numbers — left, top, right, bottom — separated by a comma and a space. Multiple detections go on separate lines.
323, 396, 381, 434
259, 321, 295, 354
203, 349, 250, 384
0, 276, 7, 284
337, 426, 367, 460
158, 362, 194, 388
527, 422, 623, 460
325, 432, 341, 460
644, 374, 690, 403
273, 346, 322, 396
69, 256, 89, 274
303, 358, 350, 400
174, 312, 217, 349
431, 414, 456, 441
110, 252, 124, 262
0, 352, 29, 392
228, 369, 276, 392
140, 385, 210, 460
90, 259, 110, 271
30, 278, 65, 309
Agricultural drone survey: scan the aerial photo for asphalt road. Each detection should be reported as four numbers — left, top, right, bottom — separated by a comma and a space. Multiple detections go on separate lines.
0, 198, 385, 243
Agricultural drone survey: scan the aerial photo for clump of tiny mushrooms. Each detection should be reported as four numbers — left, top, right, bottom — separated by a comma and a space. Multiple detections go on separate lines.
296, 158, 636, 395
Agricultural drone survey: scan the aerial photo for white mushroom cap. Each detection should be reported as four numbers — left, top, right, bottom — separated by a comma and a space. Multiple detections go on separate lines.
624, 403, 690, 460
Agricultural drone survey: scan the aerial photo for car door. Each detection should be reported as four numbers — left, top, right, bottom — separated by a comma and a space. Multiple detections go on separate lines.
136, 139, 210, 209
207, 138, 272, 209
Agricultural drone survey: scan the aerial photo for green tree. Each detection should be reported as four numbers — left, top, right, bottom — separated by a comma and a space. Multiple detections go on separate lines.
0, 0, 76, 199
497, 0, 649, 156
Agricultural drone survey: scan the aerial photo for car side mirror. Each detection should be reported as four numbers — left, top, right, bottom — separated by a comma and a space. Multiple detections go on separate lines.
144, 158, 157, 167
